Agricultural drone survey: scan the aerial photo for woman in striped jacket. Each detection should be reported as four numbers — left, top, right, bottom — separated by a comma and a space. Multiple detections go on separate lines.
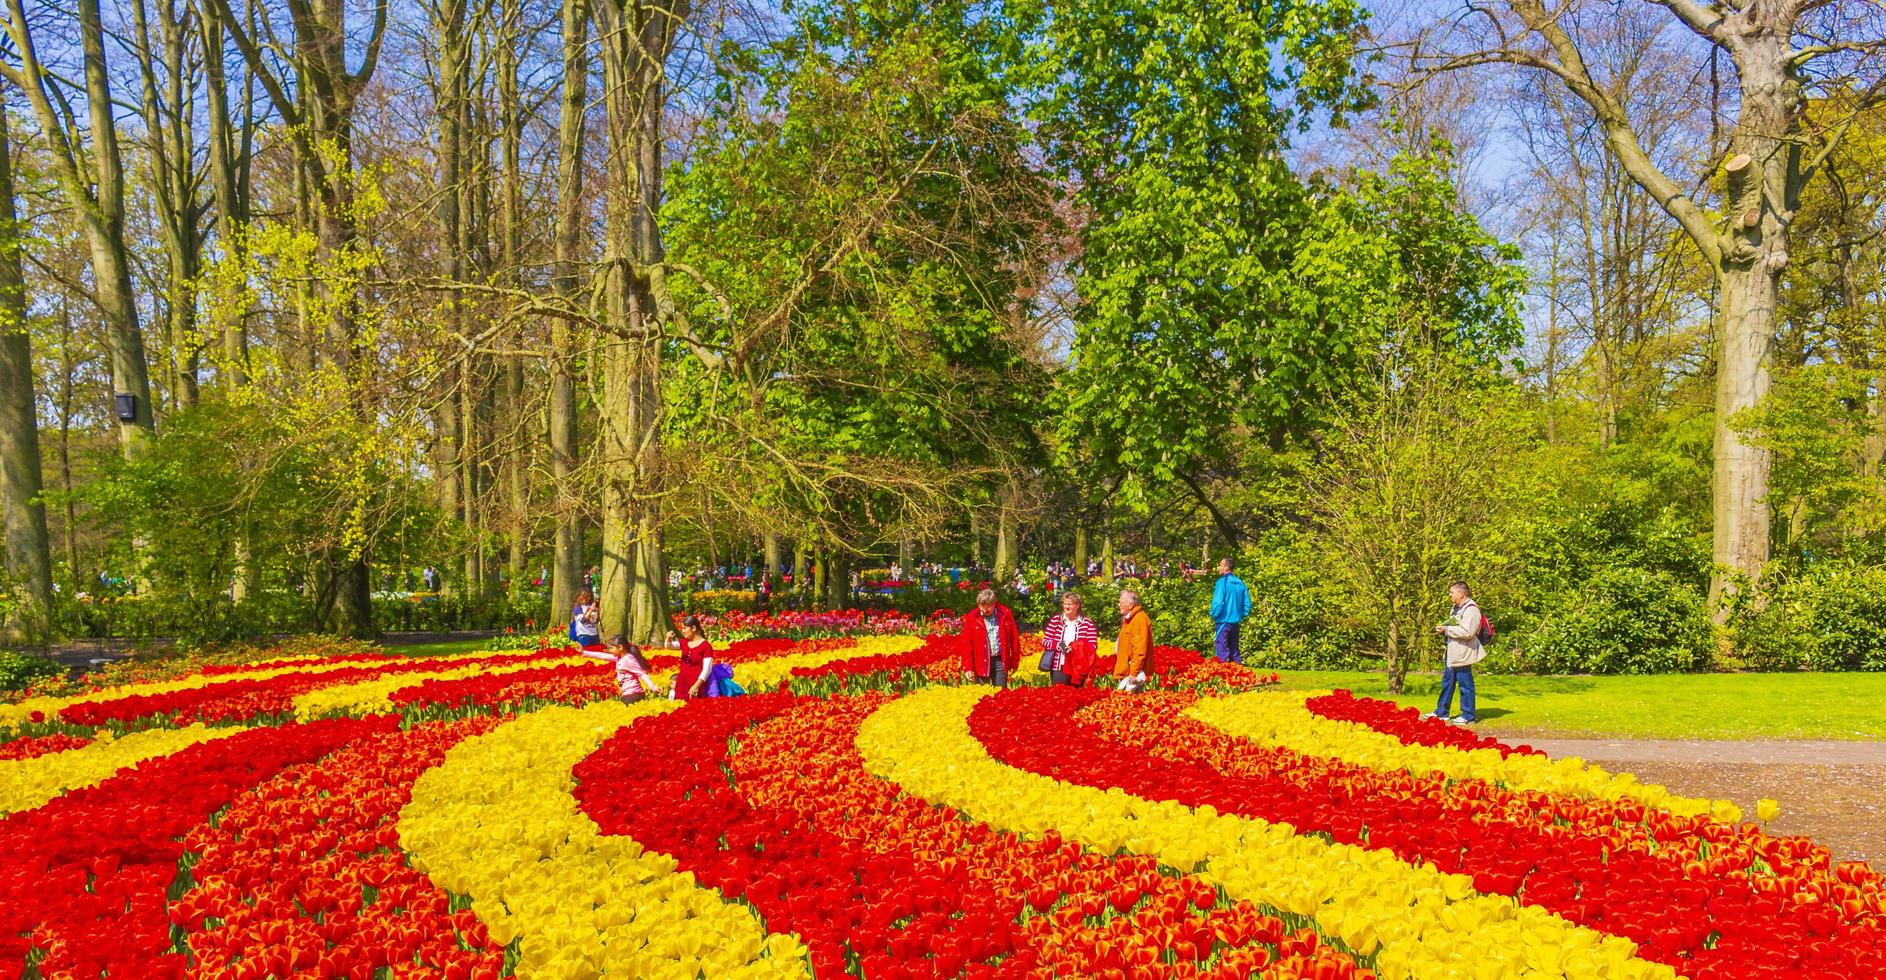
1042, 592, 1099, 686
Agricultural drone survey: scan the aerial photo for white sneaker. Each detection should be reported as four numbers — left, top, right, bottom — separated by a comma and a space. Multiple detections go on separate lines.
1422, 711, 1444, 720
1448, 716, 1470, 726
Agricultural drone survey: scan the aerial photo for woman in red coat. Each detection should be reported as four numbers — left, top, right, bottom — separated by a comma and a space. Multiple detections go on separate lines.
663, 615, 716, 700
960, 589, 1022, 688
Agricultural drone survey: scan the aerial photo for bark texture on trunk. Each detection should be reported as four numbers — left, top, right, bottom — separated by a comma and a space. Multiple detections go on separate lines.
202, 3, 251, 387
594, 0, 683, 644
994, 479, 1018, 581
0, 109, 53, 646
5, 0, 157, 457
548, 0, 586, 622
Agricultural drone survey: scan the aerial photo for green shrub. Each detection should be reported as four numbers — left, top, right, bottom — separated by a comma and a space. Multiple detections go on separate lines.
1516, 566, 1715, 674
1735, 563, 1886, 671
0, 650, 65, 694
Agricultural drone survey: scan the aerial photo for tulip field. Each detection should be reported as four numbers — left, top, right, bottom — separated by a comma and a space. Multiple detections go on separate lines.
1, 634, 1882, 980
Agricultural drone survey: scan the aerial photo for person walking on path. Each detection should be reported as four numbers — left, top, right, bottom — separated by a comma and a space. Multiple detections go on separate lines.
1112, 589, 1154, 692
582, 634, 658, 705
1042, 592, 1099, 686
961, 588, 1022, 688
1429, 580, 1487, 725
1208, 556, 1251, 664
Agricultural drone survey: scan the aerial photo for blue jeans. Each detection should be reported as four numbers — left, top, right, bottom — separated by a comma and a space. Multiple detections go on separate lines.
1214, 623, 1242, 663
1437, 666, 1476, 721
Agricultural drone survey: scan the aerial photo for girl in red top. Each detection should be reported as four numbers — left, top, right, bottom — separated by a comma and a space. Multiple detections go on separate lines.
664, 615, 715, 700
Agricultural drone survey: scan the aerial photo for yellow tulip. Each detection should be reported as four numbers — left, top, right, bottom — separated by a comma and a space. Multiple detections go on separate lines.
858, 686, 1681, 980
1187, 690, 1736, 821
399, 699, 808, 977
1, 723, 246, 816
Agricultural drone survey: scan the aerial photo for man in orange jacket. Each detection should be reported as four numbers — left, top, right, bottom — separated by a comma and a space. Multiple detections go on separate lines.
1113, 589, 1154, 691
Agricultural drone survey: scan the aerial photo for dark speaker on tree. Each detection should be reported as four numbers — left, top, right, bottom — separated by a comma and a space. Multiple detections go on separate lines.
114, 393, 137, 422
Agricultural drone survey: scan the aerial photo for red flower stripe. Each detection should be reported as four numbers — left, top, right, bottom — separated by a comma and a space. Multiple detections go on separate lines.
969, 688, 1886, 980
56, 650, 573, 727
0, 717, 393, 978
175, 717, 507, 980
377, 638, 826, 710
783, 633, 956, 682
386, 656, 678, 709
573, 694, 1370, 980
1304, 689, 1541, 757
0, 731, 93, 761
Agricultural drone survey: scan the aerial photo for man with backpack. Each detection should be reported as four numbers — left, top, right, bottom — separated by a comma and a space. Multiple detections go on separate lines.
1428, 580, 1490, 725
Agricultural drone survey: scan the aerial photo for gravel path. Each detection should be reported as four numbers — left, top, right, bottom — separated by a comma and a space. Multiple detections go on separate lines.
1512, 738, 1886, 766
1509, 736, 1886, 863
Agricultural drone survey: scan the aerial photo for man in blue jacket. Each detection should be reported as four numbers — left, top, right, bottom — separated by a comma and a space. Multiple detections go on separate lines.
1209, 556, 1251, 663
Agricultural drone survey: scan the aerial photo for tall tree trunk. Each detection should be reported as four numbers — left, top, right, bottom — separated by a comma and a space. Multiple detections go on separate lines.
1711, 260, 1776, 599
500, 0, 527, 588
1545, 240, 1559, 445
825, 550, 849, 611
549, 0, 588, 623
1703, 28, 1792, 610
461, 354, 481, 593
0, 109, 53, 646
132, 0, 202, 412
1101, 532, 1114, 584
594, 0, 682, 644
5, 0, 157, 456
1072, 523, 1088, 574
764, 531, 782, 579
1385, 605, 1404, 695
202, 1, 252, 386
994, 478, 1017, 580
57, 309, 79, 584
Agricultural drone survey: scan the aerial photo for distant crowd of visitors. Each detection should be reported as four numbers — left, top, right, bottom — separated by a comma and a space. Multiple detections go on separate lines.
560, 552, 1491, 719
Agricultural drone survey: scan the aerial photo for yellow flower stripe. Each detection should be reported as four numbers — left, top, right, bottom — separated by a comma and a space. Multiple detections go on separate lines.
292, 654, 587, 720
858, 687, 1680, 980
398, 699, 808, 979
1187, 690, 1735, 821
0, 648, 547, 728
1, 724, 247, 816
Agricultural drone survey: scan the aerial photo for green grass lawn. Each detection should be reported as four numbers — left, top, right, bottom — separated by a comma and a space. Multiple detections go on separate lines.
380, 637, 521, 658
1274, 670, 1886, 741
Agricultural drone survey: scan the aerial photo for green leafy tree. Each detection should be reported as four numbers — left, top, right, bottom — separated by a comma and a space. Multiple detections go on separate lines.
662, 0, 1056, 598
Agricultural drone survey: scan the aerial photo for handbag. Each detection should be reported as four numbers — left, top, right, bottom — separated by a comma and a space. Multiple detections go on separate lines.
1038, 638, 1059, 673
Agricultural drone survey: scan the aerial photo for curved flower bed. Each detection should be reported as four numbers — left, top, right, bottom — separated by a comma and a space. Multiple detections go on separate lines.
0, 636, 1880, 979
975, 686, 1886, 979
